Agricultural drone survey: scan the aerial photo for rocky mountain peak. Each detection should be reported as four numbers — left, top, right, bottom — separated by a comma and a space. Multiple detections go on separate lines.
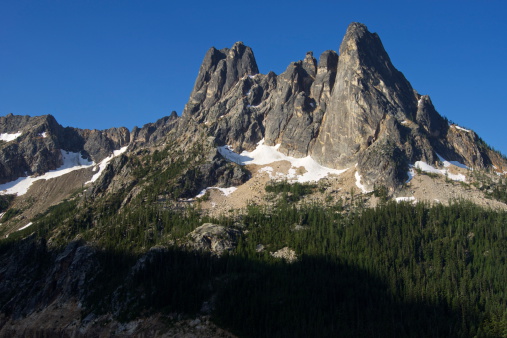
310, 22, 421, 187
178, 22, 505, 191
183, 41, 258, 120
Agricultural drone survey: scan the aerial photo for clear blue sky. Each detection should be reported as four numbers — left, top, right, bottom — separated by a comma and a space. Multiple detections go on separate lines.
1, 1, 506, 154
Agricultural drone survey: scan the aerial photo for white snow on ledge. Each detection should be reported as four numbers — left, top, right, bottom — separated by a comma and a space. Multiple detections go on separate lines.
193, 187, 238, 200
86, 146, 129, 184
218, 139, 347, 183
0, 132, 22, 142
17, 222, 33, 231
436, 153, 469, 169
0, 150, 94, 196
406, 159, 467, 183
453, 125, 471, 133
355, 171, 373, 193
395, 197, 416, 203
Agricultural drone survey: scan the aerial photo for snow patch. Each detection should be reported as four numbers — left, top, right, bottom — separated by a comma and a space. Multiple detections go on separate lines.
218, 139, 347, 183
0, 150, 94, 196
86, 146, 129, 184
355, 171, 373, 193
413, 161, 467, 182
395, 197, 416, 203
436, 153, 468, 169
453, 125, 471, 133
194, 186, 237, 199
40, 132, 48, 138
0, 132, 22, 142
17, 222, 33, 231
215, 187, 237, 196
406, 167, 416, 183
401, 120, 409, 125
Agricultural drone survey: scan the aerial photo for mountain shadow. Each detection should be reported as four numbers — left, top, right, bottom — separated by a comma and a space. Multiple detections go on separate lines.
0, 237, 476, 337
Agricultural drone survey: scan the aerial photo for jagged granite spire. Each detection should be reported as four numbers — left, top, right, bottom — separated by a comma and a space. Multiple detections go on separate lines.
183, 42, 259, 121
310, 22, 419, 169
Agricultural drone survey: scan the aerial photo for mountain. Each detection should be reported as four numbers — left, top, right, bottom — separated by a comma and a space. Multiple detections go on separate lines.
0, 114, 129, 184
181, 22, 506, 191
1, 22, 507, 336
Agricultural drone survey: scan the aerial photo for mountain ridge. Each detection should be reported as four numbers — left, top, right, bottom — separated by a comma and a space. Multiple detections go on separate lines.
179, 22, 506, 191
1, 22, 506, 196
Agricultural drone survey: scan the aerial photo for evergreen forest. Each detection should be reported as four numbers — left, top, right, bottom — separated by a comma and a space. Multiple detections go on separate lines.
2, 189, 507, 337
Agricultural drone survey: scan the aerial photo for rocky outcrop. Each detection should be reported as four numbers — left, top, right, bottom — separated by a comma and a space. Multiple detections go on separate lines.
0, 238, 97, 320
270, 247, 297, 263
0, 238, 236, 337
186, 223, 242, 256
130, 111, 179, 148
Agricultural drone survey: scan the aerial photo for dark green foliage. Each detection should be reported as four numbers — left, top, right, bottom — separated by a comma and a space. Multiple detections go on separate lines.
265, 180, 317, 202
212, 200, 507, 337
115, 249, 222, 320
2, 184, 507, 336
373, 184, 388, 203
0, 207, 21, 222
487, 180, 507, 204
471, 171, 507, 204
0, 195, 14, 213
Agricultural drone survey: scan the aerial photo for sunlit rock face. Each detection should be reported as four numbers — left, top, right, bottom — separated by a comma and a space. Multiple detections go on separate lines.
181, 22, 504, 191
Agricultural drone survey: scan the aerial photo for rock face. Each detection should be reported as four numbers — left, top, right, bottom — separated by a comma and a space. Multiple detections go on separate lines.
311, 22, 418, 168
180, 22, 505, 191
0, 238, 96, 320
184, 41, 259, 121
186, 223, 242, 256
270, 247, 297, 263
130, 111, 179, 148
0, 114, 130, 184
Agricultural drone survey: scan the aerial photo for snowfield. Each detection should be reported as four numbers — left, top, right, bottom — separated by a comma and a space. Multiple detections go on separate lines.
0, 132, 22, 142
436, 153, 469, 169
218, 139, 347, 183
395, 197, 416, 203
194, 187, 238, 199
17, 222, 33, 231
86, 146, 129, 184
406, 153, 468, 183
0, 150, 94, 196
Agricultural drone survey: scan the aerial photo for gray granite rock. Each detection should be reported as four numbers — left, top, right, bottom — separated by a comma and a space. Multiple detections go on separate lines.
0, 114, 130, 184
